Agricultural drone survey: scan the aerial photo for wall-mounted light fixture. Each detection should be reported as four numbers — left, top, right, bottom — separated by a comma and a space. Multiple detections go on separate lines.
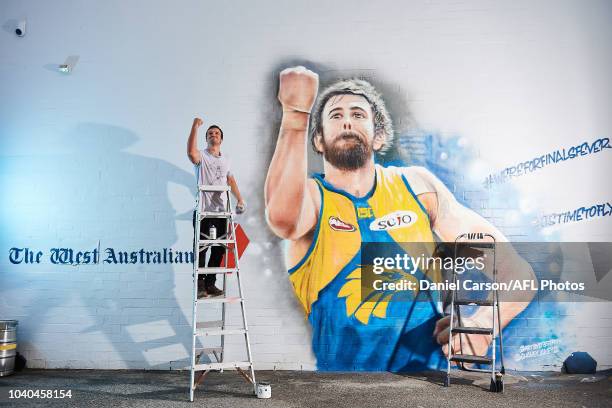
57, 56, 79, 74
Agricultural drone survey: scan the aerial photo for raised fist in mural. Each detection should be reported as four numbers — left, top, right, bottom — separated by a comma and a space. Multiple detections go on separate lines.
193, 117, 203, 128
278, 66, 319, 114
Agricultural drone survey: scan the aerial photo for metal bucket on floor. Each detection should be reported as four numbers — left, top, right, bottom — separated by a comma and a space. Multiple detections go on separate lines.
0, 320, 18, 376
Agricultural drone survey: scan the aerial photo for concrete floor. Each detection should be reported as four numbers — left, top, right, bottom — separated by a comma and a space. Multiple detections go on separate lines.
0, 369, 610, 407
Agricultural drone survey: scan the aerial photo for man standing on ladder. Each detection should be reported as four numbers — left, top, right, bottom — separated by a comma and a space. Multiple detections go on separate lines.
188, 117, 246, 298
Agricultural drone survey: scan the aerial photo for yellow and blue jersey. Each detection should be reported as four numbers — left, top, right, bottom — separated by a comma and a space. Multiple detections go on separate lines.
288, 164, 446, 371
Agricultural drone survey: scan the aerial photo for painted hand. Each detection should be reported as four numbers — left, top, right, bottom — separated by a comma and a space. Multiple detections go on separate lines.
278, 66, 319, 114
434, 314, 492, 361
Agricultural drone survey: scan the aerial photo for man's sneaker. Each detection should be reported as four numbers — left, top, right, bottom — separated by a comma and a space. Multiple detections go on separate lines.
205, 285, 224, 297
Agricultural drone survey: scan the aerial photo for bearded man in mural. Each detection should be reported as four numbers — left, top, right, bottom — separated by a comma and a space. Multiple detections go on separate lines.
265, 66, 534, 371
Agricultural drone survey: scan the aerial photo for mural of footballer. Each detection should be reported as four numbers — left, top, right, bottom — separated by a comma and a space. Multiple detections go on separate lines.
264, 66, 535, 371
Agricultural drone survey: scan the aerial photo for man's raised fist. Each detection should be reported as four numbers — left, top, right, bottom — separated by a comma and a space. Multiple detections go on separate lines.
278, 66, 319, 114
193, 117, 203, 128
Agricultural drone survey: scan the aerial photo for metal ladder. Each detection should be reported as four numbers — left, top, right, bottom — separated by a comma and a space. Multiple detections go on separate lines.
189, 184, 256, 402
444, 232, 505, 392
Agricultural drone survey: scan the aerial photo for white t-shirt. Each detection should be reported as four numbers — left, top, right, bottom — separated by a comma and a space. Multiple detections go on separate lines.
195, 149, 232, 212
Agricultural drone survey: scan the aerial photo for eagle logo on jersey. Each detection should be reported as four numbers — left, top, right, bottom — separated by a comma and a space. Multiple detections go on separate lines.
337, 266, 420, 324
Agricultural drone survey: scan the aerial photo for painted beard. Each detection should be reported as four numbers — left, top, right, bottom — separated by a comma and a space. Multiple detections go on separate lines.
322, 131, 372, 171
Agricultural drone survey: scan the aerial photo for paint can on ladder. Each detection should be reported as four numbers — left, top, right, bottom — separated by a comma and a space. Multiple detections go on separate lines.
256, 382, 271, 399
209, 225, 217, 240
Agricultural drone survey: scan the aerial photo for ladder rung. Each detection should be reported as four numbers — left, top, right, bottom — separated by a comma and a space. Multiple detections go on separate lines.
458, 367, 497, 374
451, 326, 493, 335
454, 299, 493, 306
196, 347, 223, 355
199, 212, 233, 218
450, 354, 492, 365
198, 267, 237, 275
198, 185, 230, 192
198, 239, 234, 245
458, 242, 495, 249
197, 296, 243, 304
196, 320, 224, 329
196, 328, 247, 337
194, 361, 252, 371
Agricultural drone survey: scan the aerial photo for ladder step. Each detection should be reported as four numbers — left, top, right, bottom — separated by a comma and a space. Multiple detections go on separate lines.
199, 211, 233, 218
196, 347, 223, 355
194, 361, 252, 371
196, 328, 247, 337
197, 296, 243, 304
451, 326, 493, 335
198, 185, 230, 192
454, 299, 493, 306
195, 320, 224, 329
198, 267, 237, 275
198, 239, 234, 245
450, 354, 492, 365
459, 242, 495, 249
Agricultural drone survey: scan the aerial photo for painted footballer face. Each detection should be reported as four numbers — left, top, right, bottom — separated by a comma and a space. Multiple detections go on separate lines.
316, 94, 384, 171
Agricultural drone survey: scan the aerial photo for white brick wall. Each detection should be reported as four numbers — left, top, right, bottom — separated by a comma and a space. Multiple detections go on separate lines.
1, 0, 611, 371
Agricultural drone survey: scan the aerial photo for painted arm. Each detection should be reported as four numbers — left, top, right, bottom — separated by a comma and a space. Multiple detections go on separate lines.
187, 118, 203, 165
407, 167, 535, 356
265, 67, 320, 240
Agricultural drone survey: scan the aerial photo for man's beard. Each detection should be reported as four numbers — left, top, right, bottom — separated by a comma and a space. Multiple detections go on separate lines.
322, 131, 372, 171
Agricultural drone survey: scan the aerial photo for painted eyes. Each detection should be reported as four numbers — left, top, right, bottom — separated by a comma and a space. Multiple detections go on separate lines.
329, 111, 367, 120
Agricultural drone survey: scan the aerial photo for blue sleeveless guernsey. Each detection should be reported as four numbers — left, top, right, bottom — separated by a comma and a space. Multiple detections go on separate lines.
288, 164, 446, 371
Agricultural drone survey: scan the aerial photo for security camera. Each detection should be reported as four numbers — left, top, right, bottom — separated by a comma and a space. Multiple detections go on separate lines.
15, 20, 26, 37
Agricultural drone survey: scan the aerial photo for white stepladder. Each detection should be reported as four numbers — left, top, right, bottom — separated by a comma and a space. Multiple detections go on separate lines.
189, 184, 256, 402
444, 232, 505, 393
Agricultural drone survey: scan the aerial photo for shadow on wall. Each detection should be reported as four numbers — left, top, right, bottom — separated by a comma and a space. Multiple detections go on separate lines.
1, 123, 198, 369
